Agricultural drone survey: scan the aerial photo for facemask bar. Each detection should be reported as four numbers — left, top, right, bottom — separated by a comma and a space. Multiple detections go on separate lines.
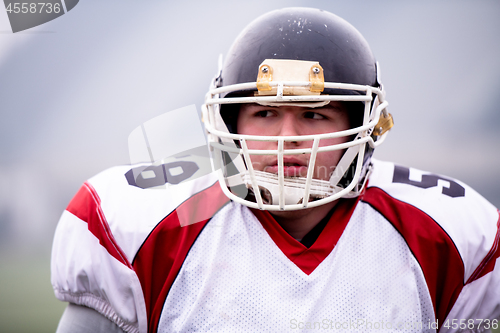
202, 80, 390, 211
214, 140, 368, 211
303, 137, 320, 205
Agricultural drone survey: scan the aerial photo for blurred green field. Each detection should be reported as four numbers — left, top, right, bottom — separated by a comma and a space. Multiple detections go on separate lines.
0, 253, 66, 333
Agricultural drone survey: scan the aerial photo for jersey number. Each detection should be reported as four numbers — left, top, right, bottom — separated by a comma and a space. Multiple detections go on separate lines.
392, 165, 465, 198
125, 161, 199, 189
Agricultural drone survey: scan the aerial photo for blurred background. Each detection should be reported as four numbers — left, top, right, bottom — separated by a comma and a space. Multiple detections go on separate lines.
0, 0, 499, 332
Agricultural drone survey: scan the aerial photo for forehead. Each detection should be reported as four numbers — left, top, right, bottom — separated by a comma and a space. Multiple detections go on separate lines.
239, 101, 348, 113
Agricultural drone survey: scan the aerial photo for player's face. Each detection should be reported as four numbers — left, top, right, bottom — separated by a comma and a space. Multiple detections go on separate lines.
236, 102, 350, 181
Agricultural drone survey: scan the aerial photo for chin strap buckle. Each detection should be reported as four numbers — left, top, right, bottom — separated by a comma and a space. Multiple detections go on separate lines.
372, 112, 394, 136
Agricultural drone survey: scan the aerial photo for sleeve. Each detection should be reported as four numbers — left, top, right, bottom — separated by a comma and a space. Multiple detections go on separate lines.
56, 303, 126, 333
443, 212, 500, 332
51, 181, 148, 333
368, 160, 500, 332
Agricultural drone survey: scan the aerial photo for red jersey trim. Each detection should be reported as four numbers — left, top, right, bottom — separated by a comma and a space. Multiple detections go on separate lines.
250, 197, 359, 275
466, 211, 500, 284
66, 182, 132, 269
132, 181, 229, 333
361, 186, 464, 327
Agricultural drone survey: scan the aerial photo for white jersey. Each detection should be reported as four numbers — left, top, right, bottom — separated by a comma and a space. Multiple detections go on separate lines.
51, 159, 500, 333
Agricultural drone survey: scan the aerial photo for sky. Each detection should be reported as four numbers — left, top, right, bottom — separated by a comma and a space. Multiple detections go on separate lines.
0, 0, 499, 253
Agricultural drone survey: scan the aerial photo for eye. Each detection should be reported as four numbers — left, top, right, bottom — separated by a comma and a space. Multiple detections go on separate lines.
256, 110, 274, 117
303, 111, 325, 120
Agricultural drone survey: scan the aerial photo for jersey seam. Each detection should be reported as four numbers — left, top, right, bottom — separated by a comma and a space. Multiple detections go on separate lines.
361, 185, 466, 325
362, 185, 465, 271
465, 210, 500, 285
131, 180, 220, 266
82, 181, 133, 270
153, 214, 214, 332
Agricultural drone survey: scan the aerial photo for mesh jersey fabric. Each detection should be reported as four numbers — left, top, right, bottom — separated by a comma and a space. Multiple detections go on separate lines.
51, 159, 500, 333
159, 201, 434, 332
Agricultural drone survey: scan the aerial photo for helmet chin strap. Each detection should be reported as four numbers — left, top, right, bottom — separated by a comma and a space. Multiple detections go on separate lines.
328, 139, 362, 188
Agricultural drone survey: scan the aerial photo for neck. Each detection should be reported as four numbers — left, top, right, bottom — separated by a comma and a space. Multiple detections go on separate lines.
269, 200, 339, 239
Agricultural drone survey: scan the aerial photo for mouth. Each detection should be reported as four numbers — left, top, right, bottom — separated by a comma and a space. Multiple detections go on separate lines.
263, 158, 308, 178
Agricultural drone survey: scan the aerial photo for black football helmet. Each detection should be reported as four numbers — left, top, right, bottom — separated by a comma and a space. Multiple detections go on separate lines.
202, 7, 393, 211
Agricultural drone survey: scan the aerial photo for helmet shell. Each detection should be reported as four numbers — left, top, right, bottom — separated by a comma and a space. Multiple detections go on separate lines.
220, 7, 378, 90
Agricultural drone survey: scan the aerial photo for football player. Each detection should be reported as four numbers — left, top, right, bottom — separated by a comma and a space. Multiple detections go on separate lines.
52, 7, 500, 333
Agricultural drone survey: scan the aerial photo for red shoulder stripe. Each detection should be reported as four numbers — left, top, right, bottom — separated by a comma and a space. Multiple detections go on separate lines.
362, 187, 463, 326
66, 182, 132, 269
466, 211, 500, 284
132, 181, 229, 333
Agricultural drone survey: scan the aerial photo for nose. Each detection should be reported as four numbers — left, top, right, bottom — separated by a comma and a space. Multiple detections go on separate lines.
278, 112, 301, 146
